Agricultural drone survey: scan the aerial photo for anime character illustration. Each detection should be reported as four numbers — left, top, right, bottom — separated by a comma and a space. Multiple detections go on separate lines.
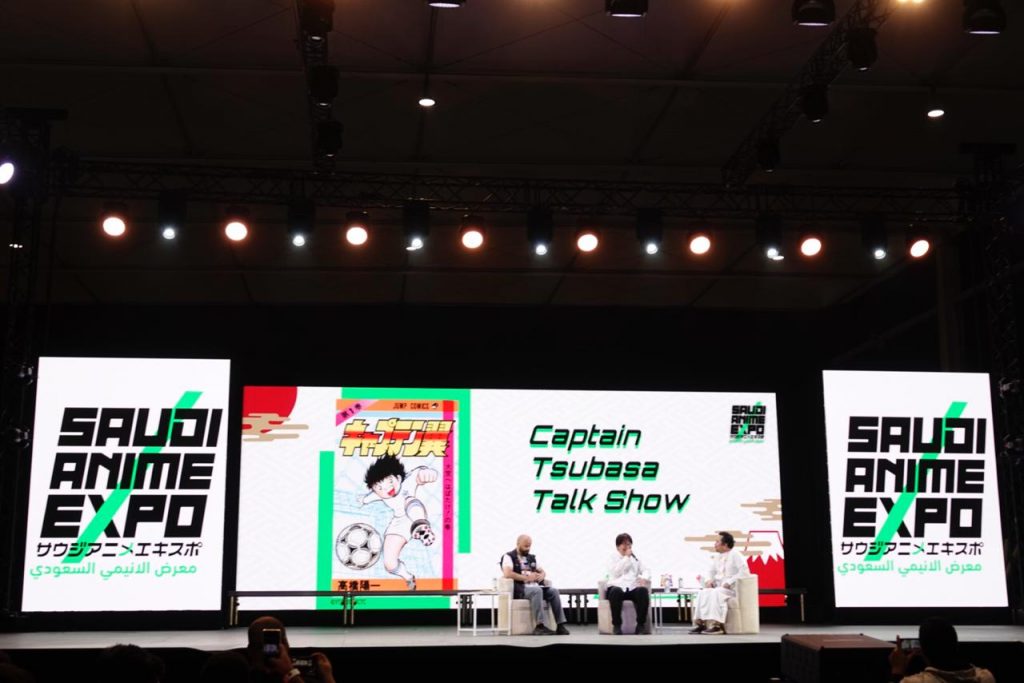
361, 455, 439, 590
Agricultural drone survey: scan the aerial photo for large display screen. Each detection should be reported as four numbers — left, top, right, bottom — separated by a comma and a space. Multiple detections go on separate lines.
238, 387, 785, 610
823, 370, 1007, 607
21, 357, 231, 612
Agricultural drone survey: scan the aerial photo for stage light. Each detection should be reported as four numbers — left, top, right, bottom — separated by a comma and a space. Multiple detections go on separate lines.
403, 201, 430, 251
157, 190, 186, 241
527, 205, 553, 257
688, 232, 712, 255
289, 199, 315, 248
847, 27, 877, 71
345, 211, 369, 246
908, 233, 931, 258
315, 120, 343, 159
427, 1, 465, 7
308, 65, 339, 107
300, 0, 335, 41
861, 215, 887, 260
224, 208, 249, 242
0, 160, 14, 185
792, 0, 835, 27
757, 139, 780, 173
799, 234, 823, 257
606, 0, 648, 18
461, 216, 485, 250
801, 84, 828, 123
756, 214, 784, 261
636, 208, 662, 255
964, 1, 1006, 35
576, 226, 599, 253
927, 106, 945, 119
101, 203, 128, 238
418, 96, 436, 108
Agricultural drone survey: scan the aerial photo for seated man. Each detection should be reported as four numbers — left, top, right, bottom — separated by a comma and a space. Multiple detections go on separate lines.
690, 531, 750, 635
605, 532, 650, 635
890, 617, 995, 683
500, 534, 570, 635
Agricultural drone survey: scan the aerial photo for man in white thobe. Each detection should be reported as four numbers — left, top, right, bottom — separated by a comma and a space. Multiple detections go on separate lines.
690, 531, 750, 635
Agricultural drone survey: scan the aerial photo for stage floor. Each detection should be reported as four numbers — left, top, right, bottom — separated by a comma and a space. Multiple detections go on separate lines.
1, 624, 1022, 651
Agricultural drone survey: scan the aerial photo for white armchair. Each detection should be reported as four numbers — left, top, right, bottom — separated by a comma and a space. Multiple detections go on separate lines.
496, 577, 556, 635
597, 580, 652, 634
723, 574, 760, 634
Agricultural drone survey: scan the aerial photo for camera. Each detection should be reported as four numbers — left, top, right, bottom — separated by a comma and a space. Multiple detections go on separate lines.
262, 628, 281, 659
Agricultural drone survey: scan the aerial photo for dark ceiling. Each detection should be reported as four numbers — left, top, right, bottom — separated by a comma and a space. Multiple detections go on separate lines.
1, 0, 1021, 308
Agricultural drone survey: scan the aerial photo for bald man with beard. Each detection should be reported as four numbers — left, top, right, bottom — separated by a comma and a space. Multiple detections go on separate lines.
500, 535, 570, 635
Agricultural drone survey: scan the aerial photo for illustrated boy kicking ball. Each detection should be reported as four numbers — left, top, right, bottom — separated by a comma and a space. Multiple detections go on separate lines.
361, 455, 438, 590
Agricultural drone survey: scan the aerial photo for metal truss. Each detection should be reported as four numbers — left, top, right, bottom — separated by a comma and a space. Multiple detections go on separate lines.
721, 0, 893, 187
0, 108, 61, 618
57, 159, 966, 224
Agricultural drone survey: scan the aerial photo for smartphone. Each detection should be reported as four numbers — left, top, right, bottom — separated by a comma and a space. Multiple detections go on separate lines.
262, 628, 282, 659
899, 637, 921, 651
293, 656, 320, 680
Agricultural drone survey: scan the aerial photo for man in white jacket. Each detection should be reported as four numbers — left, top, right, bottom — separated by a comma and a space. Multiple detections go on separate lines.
605, 532, 651, 635
690, 531, 750, 635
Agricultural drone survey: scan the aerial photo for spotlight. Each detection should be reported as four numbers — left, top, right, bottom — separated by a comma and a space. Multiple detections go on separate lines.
427, 1, 465, 7
345, 211, 369, 246
756, 214, 784, 260
927, 106, 945, 119
799, 234, 823, 257
315, 120, 343, 159
224, 208, 249, 242
461, 216, 485, 249
101, 203, 128, 238
403, 200, 430, 251
861, 215, 887, 260
847, 27, 878, 71
308, 65, 339, 107
757, 138, 780, 173
688, 232, 712, 255
157, 190, 186, 241
606, 0, 648, 17
300, 0, 335, 40
0, 160, 14, 185
792, 0, 835, 27
636, 208, 662, 255
418, 96, 436, 108
800, 84, 829, 124
964, 1, 1006, 35
575, 223, 599, 252
908, 230, 931, 258
288, 199, 315, 247
527, 205, 553, 257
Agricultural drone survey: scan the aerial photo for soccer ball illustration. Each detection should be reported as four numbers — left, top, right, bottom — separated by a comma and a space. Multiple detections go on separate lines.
336, 523, 383, 570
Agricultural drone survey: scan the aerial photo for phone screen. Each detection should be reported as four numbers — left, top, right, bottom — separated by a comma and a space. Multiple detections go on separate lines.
900, 637, 921, 651
262, 628, 282, 658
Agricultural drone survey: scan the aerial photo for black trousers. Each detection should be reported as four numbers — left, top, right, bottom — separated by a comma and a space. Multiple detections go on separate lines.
606, 585, 649, 627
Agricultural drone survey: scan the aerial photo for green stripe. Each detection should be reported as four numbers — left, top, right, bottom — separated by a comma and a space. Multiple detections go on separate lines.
865, 401, 965, 561
63, 391, 201, 564
316, 450, 336, 610
354, 596, 451, 610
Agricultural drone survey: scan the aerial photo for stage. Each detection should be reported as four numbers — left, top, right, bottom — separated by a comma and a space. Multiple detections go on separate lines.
1, 624, 1022, 681
1, 623, 1022, 649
